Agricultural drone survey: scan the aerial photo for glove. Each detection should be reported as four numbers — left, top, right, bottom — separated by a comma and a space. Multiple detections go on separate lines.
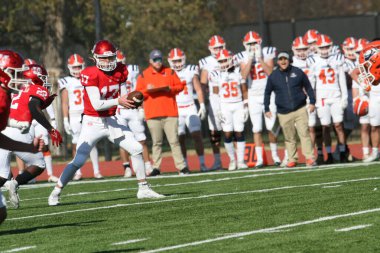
138, 108, 145, 121
49, 129, 63, 147
50, 119, 57, 129
243, 106, 249, 122
197, 103, 207, 120
246, 47, 255, 60
254, 44, 262, 59
340, 98, 348, 110
63, 117, 73, 135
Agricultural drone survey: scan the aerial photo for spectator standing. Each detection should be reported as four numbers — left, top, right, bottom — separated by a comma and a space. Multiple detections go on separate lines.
136, 49, 188, 176
264, 52, 316, 167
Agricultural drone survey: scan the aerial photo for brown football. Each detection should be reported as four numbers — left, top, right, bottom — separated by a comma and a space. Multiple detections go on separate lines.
127, 90, 144, 107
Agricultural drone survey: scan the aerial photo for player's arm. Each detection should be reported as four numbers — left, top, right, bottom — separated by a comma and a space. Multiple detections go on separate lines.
259, 58, 274, 76
240, 59, 253, 80
0, 133, 43, 153
200, 69, 209, 87
61, 88, 69, 119
193, 75, 205, 104
350, 67, 360, 83
29, 97, 54, 131
241, 79, 248, 101
85, 86, 134, 109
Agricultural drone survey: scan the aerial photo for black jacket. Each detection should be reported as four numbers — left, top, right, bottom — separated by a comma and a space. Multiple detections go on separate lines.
264, 65, 315, 114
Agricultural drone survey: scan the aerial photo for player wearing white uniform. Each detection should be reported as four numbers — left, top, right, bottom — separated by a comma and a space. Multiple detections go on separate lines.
310, 34, 348, 163
236, 31, 281, 168
210, 49, 249, 170
304, 29, 320, 56
291, 36, 324, 164
59, 54, 103, 180
168, 48, 208, 172
116, 50, 153, 178
48, 40, 164, 206
198, 35, 225, 170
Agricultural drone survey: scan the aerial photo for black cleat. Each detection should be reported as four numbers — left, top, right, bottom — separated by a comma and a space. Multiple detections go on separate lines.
149, 168, 161, 177
179, 167, 191, 175
325, 154, 334, 164
316, 155, 324, 165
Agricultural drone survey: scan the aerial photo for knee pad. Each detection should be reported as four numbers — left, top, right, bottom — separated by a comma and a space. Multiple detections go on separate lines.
224, 135, 233, 143
210, 131, 222, 144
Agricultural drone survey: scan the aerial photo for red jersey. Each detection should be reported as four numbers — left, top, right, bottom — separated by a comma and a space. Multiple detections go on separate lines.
9, 84, 49, 123
80, 63, 128, 117
0, 88, 11, 131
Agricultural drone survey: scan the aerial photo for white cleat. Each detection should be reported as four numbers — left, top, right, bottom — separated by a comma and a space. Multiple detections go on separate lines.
238, 163, 249, 169
48, 175, 59, 183
280, 158, 288, 168
137, 184, 165, 199
94, 173, 104, 179
73, 172, 82, 181
228, 160, 237, 171
124, 167, 133, 178
5, 179, 20, 209
363, 153, 378, 163
48, 190, 61, 206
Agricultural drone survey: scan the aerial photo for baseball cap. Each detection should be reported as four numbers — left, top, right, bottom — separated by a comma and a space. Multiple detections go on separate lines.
149, 49, 163, 60
277, 52, 290, 60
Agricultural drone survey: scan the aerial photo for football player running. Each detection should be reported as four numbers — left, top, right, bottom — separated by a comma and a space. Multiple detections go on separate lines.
48, 40, 164, 206
198, 35, 226, 170
236, 31, 281, 168
168, 48, 209, 172
116, 50, 153, 177
59, 53, 103, 180
210, 49, 249, 170
309, 34, 348, 163
2, 63, 62, 208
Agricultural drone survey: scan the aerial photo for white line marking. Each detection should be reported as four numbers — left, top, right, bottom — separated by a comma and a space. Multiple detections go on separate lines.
1, 246, 36, 252
335, 224, 373, 232
111, 238, 148, 245
140, 209, 380, 253
322, 185, 342, 188
7, 177, 380, 221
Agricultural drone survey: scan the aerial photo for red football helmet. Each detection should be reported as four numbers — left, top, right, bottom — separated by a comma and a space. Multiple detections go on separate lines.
67, 54, 85, 78
216, 49, 233, 71
292, 36, 309, 60
341, 37, 357, 60
358, 41, 380, 86
91, 40, 117, 71
0, 50, 28, 90
23, 64, 50, 90
208, 35, 226, 57
24, 58, 37, 66
168, 48, 186, 71
303, 29, 319, 53
116, 50, 126, 64
353, 96, 369, 116
355, 38, 369, 55
316, 34, 333, 58
243, 31, 262, 51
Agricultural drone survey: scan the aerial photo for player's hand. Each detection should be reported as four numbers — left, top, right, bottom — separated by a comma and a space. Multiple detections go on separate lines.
31, 135, 45, 153
63, 117, 73, 135
243, 106, 249, 122
118, 95, 136, 109
340, 98, 348, 110
265, 111, 272, 119
197, 103, 207, 120
308, 104, 315, 113
254, 44, 262, 59
246, 47, 255, 60
49, 129, 63, 147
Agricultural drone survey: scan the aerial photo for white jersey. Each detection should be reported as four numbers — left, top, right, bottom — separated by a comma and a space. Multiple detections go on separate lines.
126, 64, 140, 93
309, 54, 347, 99
175, 65, 199, 106
235, 47, 276, 96
199, 55, 219, 91
58, 76, 84, 114
209, 67, 244, 103
343, 58, 357, 74
292, 57, 314, 83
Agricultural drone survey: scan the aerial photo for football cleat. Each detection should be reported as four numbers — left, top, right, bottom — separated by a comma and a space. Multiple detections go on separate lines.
228, 160, 237, 171
73, 171, 82, 181
238, 163, 249, 170
48, 190, 61, 206
5, 179, 20, 209
94, 173, 104, 179
137, 184, 165, 199
124, 168, 132, 178
363, 152, 379, 163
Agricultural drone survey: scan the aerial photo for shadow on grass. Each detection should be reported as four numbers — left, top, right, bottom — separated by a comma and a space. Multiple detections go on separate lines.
94, 248, 144, 253
60, 196, 131, 206
0, 220, 104, 236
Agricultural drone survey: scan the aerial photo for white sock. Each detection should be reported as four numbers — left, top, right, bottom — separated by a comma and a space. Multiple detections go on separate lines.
236, 141, 246, 164
44, 154, 53, 176
270, 142, 279, 160
138, 181, 149, 188
53, 186, 62, 194
198, 155, 205, 166
144, 161, 152, 171
131, 154, 146, 180
255, 146, 263, 163
363, 147, 369, 156
90, 147, 100, 174
224, 142, 235, 161
372, 147, 378, 156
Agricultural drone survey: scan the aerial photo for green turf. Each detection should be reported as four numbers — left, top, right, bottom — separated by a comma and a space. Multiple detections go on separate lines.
1, 163, 379, 252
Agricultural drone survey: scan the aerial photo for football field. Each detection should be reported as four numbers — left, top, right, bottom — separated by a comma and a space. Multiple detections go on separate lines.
1, 163, 380, 252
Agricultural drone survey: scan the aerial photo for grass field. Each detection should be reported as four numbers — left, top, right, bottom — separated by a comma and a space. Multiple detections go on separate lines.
1, 162, 379, 253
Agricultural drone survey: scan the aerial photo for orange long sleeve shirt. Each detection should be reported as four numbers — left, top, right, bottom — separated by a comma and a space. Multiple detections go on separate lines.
136, 65, 185, 120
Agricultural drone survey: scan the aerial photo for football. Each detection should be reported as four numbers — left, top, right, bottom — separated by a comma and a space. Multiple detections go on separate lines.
353, 97, 369, 116
127, 90, 144, 107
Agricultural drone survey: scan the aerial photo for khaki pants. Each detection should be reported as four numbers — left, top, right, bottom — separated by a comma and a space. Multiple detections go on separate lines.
278, 106, 314, 162
147, 117, 186, 171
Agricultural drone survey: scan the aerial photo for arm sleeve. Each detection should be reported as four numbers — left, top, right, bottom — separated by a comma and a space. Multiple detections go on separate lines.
29, 97, 53, 131
264, 76, 273, 112
85, 86, 119, 111
303, 71, 316, 105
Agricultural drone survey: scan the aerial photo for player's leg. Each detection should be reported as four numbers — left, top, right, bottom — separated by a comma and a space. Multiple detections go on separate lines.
249, 98, 265, 168
89, 147, 102, 178
221, 105, 236, 171
360, 118, 371, 161
231, 103, 247, 169
178, 111, 188, 166
206, 103, 222, 170
70, 116, 83, 180
317, 102, 334, 164
331, 101, 347, 162
265, 99, 281, 165
364, 99, 380, 162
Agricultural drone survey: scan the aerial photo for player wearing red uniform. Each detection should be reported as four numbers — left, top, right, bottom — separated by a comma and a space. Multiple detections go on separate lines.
48, 40, 163, 206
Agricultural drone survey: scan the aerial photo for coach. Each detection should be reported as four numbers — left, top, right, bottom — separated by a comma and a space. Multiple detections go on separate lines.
264, 52, 316, 167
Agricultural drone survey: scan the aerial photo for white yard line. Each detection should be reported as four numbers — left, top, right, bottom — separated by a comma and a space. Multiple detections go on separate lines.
1, 246, 36, 252
111, 238, 148, 245
7, 176, 380, 221
322, 185, 342, 188
139, 209, 380, 253
335, 224, 373, 232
